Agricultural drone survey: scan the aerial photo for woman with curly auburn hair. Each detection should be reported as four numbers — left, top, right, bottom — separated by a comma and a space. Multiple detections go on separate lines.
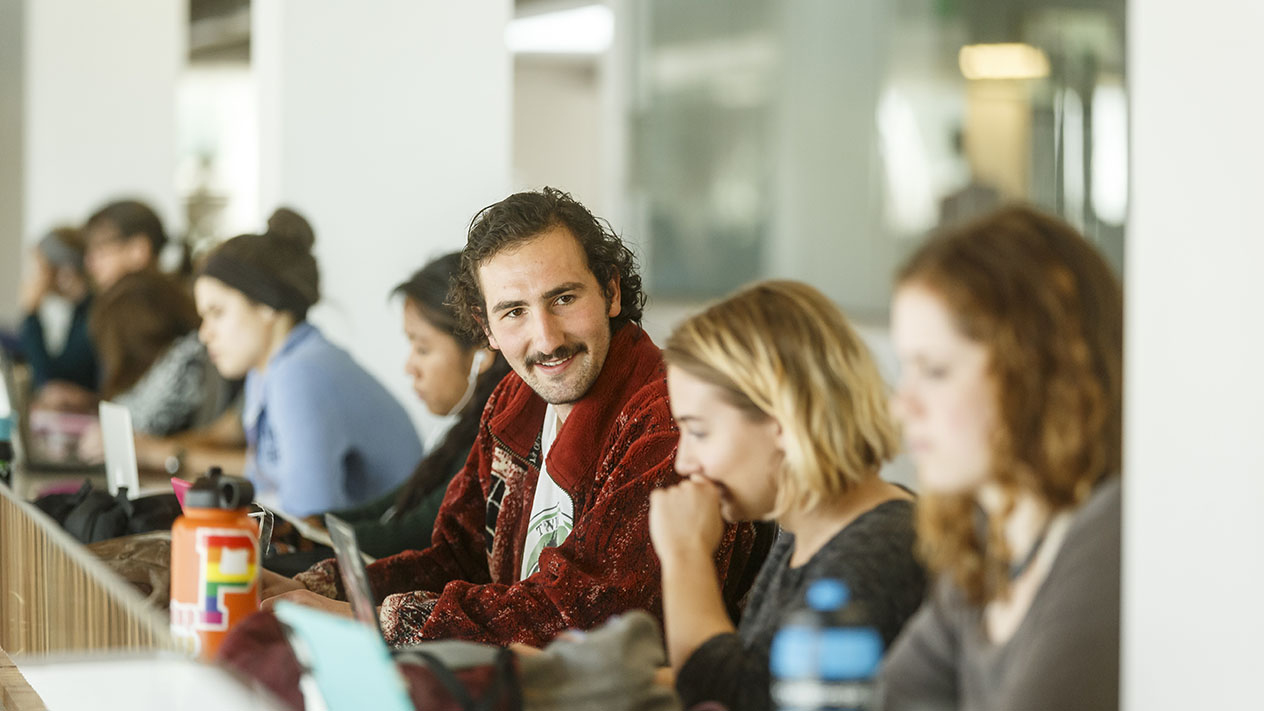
878, 205, 1123, 711
650, 280, 926, 711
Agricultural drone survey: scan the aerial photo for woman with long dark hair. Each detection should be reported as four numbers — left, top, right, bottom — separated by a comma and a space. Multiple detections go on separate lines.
322, 252, 509, 558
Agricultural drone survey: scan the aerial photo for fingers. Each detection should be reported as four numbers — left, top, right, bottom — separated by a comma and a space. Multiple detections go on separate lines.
260, 588, 312, 611
260, 570, 304, 600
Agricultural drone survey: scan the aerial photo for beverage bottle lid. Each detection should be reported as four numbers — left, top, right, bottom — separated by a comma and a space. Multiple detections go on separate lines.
184, 466, 255, 509
806, 578, 850, 611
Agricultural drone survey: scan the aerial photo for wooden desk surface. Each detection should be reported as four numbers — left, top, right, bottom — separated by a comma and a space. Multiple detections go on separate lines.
0, 646, 46, 711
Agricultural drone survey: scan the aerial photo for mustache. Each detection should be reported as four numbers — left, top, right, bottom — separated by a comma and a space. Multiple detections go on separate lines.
525, 344, 587, 368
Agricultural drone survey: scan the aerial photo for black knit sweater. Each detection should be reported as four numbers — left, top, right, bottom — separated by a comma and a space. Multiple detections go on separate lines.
676, 499, 926, 711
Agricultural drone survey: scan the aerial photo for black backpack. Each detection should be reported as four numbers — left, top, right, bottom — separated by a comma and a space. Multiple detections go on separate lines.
34, 481, 182, 544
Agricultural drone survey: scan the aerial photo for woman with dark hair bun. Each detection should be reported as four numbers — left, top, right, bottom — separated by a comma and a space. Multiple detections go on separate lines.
194, 208, 422, 517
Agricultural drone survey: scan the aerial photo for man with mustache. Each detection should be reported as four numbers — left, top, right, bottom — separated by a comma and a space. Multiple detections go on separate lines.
264, 187, 768, 647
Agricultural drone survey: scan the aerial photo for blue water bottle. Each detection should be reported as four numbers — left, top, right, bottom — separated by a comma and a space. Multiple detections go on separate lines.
769, 579, 884, 711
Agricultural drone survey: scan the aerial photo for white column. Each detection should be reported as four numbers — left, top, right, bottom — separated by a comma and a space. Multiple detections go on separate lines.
0, 0, 184, 322
0, 0, 24, 321
253, 0, 512, 443
1125, 2, 1264, 709
769, 0, 894, 317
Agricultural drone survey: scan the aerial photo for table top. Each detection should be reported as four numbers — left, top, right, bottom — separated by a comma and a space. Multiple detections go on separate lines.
0, 646, 46, 711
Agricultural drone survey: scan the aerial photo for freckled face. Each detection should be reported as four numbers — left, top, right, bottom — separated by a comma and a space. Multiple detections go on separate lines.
891, 284, 997, 495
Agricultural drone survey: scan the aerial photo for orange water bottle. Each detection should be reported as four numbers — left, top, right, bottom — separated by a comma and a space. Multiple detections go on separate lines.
170, 467, 261, 660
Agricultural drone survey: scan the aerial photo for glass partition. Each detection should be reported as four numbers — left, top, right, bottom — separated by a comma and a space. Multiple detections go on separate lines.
626, 0, 1126, 315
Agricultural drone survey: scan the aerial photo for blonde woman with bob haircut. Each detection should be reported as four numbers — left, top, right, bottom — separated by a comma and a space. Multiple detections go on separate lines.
649, 280, 926, 711
879, 205, 1123, 711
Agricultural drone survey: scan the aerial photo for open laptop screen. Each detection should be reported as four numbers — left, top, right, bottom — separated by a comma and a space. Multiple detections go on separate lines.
99, 400, 140, 498
324, 513, 381, 635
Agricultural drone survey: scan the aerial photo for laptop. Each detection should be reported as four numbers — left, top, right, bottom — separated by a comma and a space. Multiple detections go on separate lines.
324, 513, 381, 633
98, 400, 141, 499
0, 349, 105, 475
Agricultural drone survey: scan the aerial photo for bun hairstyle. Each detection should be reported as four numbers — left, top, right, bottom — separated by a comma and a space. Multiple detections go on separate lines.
197, 207, 320, 319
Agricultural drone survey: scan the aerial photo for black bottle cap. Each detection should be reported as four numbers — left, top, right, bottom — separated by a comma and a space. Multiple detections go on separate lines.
184, 466, 255, 510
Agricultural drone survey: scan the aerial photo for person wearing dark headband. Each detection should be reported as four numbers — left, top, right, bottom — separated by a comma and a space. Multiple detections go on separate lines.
193, 208, 422, 517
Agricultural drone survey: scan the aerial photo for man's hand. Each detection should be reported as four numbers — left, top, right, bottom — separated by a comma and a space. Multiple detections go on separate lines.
261, 588, 356, 619
260, 568, 305, 600
648, 477, 726, 568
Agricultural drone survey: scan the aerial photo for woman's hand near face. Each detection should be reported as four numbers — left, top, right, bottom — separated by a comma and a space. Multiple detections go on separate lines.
649, 477, 725, 570
649, 476, 736, 672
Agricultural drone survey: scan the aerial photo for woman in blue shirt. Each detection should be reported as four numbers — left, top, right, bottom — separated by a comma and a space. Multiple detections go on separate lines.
193, 209, 422, 516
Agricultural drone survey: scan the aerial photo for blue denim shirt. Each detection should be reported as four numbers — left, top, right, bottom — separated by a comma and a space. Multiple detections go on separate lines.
243, 322, 422, 516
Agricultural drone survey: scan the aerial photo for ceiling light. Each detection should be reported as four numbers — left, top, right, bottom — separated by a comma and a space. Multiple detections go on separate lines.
506, 5, 614, 55
958, 43, 1050, 80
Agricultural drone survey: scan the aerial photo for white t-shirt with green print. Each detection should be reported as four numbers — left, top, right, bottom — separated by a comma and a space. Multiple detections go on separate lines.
520, 405, 574, 580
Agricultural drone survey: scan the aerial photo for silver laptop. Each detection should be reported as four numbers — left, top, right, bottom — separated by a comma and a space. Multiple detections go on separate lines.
0, 349, 105, 475
324, 513, 381, 635
98, 400, 141, 499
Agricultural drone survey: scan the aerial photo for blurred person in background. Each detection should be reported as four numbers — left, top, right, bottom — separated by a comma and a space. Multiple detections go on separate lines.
314, 253, 508, 556
83, 199, 168, 291
194, 208, 421, 517
90, 270, 226, 438
266, 252, 510, 575
879, 206, 1123, 711
17, 226, 100, 411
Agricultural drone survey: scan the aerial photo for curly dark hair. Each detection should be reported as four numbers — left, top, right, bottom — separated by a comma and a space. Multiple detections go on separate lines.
449, 187, 645, 345
898, 204, 1123, 605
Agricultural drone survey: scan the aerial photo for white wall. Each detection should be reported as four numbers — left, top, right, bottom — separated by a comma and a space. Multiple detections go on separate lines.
769, 0, 896, 319
253, 0, 513, 444
23, 0, 184, 247
1124, 2, 1264, 709
0, 0, 183, 325
513, 58, 607, 216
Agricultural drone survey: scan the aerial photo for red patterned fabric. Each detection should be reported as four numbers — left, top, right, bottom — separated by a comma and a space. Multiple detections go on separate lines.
307, 325, 766, 647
